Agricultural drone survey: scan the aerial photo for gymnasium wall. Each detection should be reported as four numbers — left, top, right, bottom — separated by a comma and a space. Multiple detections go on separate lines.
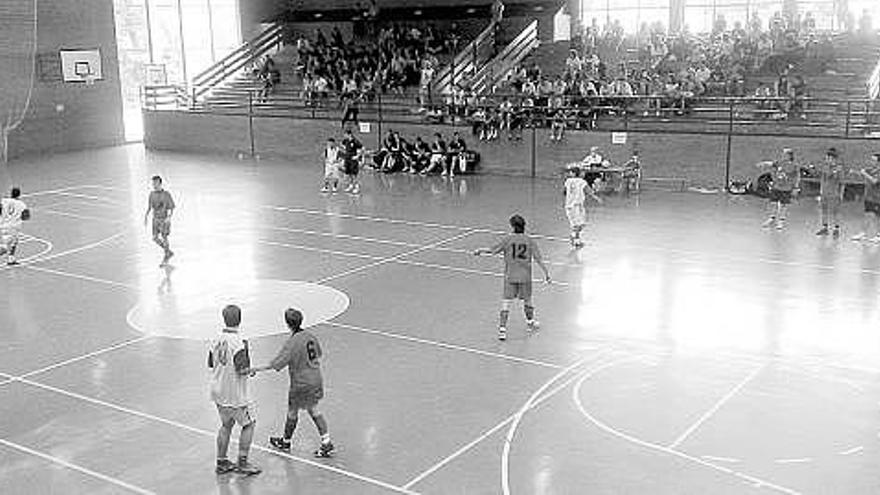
143, 111, 880, 187
2, 0, 124, 161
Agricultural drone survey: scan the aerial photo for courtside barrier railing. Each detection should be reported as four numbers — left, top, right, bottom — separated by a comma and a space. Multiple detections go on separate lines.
143, 86, 880, 139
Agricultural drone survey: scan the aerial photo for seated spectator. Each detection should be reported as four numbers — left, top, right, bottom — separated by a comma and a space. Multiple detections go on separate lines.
422, 133, 447, 175
382, 131, 406, 173
622, 151, 642, 193
406, 136, 431, 173
447, 131, 467, 177
582, 146, 605, 168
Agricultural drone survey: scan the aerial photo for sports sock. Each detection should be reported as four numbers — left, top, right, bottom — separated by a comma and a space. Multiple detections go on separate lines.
284, 416, 298, 439
321, 433, 331, 445
524, 305, 535, 321
499, 310, 509, 328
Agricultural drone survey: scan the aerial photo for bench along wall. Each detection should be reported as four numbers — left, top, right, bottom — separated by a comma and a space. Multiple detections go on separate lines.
144, 110, 879, 187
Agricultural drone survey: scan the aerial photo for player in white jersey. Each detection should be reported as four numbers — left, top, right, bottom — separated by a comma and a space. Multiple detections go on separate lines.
208, 305, 261, 476
0, 187, 30, 265
563, 167, 602, 247
321, 138, 343, 193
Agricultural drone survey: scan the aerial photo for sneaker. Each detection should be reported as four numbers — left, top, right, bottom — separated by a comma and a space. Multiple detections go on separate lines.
440, 171, 447, 177
269, 436, 291, 451
314, 442, 335, 458
852, 232, 867, 241
350, 184, 360, 194
331, 185, 338, 193
762, 217, 776, 228
344, 184, 353, 192
320, 185, 330, 193
498, 327, 507, 341
527, 320, 540, 331
236, 460, 262, 476
215, 459, 236, 475
815, 227, 829, 236
775, 219, 786, 230
6, 259, 18, 266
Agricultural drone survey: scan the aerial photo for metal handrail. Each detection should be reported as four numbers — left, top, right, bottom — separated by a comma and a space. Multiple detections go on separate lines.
190, 24, 284, 100
468, 20, 538, 94
868, 53, 880, 100
431, 21, 497, 95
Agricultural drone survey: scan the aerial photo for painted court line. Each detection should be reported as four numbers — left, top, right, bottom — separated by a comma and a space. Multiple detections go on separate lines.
774, 458, 813, 464
50, 191, 125, 206
702, 455, 742, 463
572, 361, 802, 495
18, 260, 564, 374
17, 378, 417, 495
404, 350, 611, 490
265, 224, 587, 270
24, 265, 137, 290
668, 364, 766, 449
0, 235, 53, 273
255, 237, 570, 287
258, 239, 382, 261
18, 336, 152, 379
327, 321, 564, 370
28, 231, 127, 266
0, 437, 155, 495
500, 354, 616, 495
38, 209, 125, 224
265, 204, 483, 232
316, 230, 477, 284
839, 446, 864, 456
266, 202, 880, 277
20, 185, 110, 199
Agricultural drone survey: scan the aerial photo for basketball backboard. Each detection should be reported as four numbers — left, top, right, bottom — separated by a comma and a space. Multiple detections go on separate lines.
59, 49, 103, 83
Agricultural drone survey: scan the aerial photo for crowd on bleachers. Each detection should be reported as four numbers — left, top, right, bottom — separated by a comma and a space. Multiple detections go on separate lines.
292, 23, 457, 101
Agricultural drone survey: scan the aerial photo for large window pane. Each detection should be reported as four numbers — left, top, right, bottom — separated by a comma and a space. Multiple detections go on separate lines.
211, 2, 242, 57
182, 0, 212, 78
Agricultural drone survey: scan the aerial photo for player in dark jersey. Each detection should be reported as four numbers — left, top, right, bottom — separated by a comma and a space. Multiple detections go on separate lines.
251, 308, 335, 457
474, 215, 551, 341
341, 129, 363, 194
144, 175, 176, 266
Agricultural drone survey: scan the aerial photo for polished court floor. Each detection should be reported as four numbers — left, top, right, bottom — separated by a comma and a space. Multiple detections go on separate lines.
2, 145, 880, 494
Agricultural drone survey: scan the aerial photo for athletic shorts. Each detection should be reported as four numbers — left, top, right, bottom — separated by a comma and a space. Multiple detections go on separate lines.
325, 162, 342, 179
769, 189, 792, 205
344, 158, 359, 176
565, 205, 586, 228
288, 384, 324, 410
152, 218, 170, 238
503, 280, 532, 300
216, 404, 255, 426
865, 200, 880, 216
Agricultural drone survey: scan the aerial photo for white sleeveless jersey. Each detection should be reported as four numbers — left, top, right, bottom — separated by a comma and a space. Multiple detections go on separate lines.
208, 330, 251, 407
564, 177, 587, 208
0, 198, 27, 230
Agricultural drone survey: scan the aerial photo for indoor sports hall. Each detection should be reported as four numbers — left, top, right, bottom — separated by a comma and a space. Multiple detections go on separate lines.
2, 1, 880, 494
